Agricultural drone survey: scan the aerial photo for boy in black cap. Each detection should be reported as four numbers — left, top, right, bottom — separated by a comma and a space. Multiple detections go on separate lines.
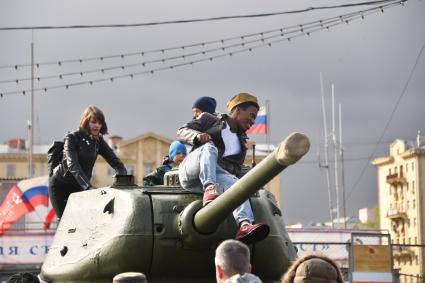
192, 96, 217, 119
177, 92, 269, 245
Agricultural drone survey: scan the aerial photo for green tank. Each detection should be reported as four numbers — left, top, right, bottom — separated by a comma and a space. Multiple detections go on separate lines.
40, 132, 310, 283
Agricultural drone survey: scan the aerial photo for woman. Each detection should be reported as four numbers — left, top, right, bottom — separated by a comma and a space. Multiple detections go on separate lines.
48, 106, 127, 218
281, 254, 344, 283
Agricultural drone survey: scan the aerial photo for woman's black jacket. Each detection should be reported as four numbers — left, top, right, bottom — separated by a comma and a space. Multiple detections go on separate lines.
53, 130, 127, 190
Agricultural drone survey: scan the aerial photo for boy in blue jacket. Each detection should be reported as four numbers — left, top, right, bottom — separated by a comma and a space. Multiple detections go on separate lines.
143, 141, 187, 186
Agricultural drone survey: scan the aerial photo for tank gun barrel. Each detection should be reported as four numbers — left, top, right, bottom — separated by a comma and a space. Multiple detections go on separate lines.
193, 132, 310, 234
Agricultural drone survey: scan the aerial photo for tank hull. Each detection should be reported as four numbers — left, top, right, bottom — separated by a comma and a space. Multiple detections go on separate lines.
41, 187, 295, 283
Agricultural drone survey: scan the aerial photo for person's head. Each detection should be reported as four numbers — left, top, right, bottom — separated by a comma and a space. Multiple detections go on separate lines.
7, 272, 40, 283
79, 106, 108, 138
168, 141, 187, 165
282, 254, 344, 283
226, 93, 259, 133
215, 239, 251, 283
192, 96, 217, 119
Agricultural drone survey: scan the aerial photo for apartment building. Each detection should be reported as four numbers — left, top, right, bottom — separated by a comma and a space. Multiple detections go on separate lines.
372, 133, 425, 278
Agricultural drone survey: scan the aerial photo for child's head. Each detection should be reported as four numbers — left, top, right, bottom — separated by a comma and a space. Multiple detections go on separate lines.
169, 141, 187, 165
192, 96, 217, 119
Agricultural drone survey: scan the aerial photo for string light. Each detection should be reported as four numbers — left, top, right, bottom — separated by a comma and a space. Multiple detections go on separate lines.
0, 1, 406, 97
0, 5, 388, 85
0, 0, 405, 71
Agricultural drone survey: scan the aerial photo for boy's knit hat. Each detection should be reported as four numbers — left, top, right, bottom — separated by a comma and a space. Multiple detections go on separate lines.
169, 141, 187, 160
192, 96, 217, 114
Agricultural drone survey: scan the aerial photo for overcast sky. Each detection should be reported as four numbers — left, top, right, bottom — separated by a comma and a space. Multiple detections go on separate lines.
0, 0, 424, 225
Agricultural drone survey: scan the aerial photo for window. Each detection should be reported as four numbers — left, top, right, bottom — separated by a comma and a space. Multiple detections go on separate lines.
91, 167, 96, 180
406, 200, 409, 210
414, 218, 417, 227
406, 182, 409, 193
107, 166, 115, 176
126, 165, 135, 175
144, 163, 154, 175
406, 163, 409, 172
413, 199, 415, 209
412, 162, 414, 171
389, 168, 392, 175
6, 164, 16, 177
412, 181, 415, 195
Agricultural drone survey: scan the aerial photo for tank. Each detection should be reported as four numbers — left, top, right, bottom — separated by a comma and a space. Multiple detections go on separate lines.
40, 132, 310, 283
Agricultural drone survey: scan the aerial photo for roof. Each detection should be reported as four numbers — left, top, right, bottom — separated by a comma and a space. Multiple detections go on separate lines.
120, 132, 172, 147
0, 144, 50, 155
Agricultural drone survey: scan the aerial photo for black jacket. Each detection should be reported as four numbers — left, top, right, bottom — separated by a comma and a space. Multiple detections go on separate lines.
177, 113, 248, 177
53, 130, 127, 190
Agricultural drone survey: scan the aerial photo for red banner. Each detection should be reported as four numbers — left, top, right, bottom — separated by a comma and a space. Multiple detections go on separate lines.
0, 185, 34, 234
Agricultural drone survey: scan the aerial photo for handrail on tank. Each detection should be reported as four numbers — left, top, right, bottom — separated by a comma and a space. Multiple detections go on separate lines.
193, 132, 310, 234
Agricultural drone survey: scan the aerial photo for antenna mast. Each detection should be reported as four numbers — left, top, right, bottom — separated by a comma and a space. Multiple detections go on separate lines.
339, 103, 347, 228
320, 73, 334, 227
332, 84, 340, 226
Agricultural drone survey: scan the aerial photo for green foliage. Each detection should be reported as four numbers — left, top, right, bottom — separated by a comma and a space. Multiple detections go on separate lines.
356, 206, 380, 229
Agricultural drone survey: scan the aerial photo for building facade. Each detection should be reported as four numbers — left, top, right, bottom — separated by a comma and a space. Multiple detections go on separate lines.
373, 134, 425, 278
1, 134, 282, 205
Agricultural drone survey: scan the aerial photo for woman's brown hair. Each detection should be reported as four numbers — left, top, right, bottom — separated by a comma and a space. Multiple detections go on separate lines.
282, 253, 344, 283
79, 106, 108, 135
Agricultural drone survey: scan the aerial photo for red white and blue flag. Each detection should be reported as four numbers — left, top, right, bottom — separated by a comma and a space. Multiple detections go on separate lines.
0, 176, 49, 234
247, 106, 267, 134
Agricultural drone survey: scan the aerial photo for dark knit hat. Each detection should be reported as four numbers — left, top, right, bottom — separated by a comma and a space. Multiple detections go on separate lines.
192, 96, 217, 114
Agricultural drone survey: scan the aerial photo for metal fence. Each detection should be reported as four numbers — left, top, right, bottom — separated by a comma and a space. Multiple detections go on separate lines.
293, 241, 425, 283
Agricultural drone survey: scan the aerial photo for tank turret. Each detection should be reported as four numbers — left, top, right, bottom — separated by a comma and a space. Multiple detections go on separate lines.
40, 132, 310, 283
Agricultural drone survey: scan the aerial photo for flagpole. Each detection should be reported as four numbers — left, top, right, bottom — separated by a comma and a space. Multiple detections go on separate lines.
266, 99, 271, 151
28, 31, 35, 178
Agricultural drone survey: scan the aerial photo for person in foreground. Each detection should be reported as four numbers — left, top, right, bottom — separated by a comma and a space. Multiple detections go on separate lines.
281, 253, 344, 283
7, 272, 40, 283
177, 92, 269, 244
215, 239, 262, 283
48, 106, 127, 218
143, 140, 187, 186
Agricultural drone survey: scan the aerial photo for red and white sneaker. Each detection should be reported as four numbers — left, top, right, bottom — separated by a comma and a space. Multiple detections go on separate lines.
202, 184, 220, 206
235, 223, 270, 244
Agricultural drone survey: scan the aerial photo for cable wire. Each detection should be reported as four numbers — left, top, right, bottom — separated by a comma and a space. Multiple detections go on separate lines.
0, 0, 404, 71
346, 39, 425, 200
0, 1, 405, 97
0, 10, 362, 84
0, 0, 403, 31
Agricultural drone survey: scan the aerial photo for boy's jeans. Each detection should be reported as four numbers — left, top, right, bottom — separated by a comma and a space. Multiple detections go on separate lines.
179, 142, 254, 223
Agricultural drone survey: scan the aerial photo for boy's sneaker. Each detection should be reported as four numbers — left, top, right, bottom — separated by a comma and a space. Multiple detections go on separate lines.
202, 184, 220, 206
235, 223, 270, 245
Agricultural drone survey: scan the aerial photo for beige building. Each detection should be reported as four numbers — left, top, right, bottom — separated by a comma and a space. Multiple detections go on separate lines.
0, 139, 49, 179
1, 133, 282, 206
372, 133, 425, 278
93, 132, 171, 187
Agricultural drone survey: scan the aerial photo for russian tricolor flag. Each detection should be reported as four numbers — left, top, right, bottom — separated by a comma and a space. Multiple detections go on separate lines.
0, 176, 49, 234
247, 106, 267, 134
